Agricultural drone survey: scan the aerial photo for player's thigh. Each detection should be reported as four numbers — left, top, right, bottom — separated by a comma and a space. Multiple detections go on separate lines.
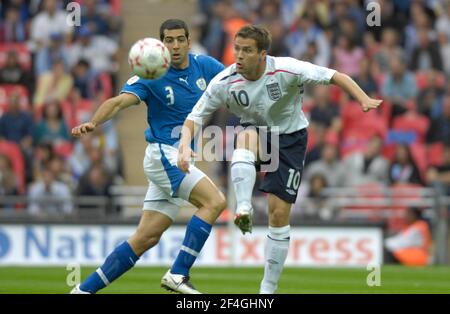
235, 126, 260, 155
188, 175, 226, 211
235, 126, 274, 164
267, 193, 292, 227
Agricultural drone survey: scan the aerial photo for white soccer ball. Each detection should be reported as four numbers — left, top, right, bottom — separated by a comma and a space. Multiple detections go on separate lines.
128, 37, 171, 80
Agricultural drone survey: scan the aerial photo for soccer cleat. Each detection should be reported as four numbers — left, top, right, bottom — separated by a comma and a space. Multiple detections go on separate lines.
234, 204, 253, 234
160, 270, 202, 294
260, 282, 277, 294
70, 284, 91, 294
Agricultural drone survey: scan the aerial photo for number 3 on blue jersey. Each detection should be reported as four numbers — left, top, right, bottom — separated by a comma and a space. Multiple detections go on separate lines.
165, 86, 175, 105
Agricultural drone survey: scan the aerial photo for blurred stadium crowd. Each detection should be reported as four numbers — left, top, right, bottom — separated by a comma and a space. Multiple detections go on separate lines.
193, 0, 450, 223
0, 0, 449, 225
0, 0, 122, 215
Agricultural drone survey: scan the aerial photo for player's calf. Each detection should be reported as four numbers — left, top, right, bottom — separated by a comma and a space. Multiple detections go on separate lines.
128, 210, 173, 256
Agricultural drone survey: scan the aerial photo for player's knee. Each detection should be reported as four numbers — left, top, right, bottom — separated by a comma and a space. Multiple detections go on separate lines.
206, 193, 227, 214
215, 195, 227, 213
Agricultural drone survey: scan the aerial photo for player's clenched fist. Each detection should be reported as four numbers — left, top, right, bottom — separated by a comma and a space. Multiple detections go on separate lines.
361, 98, 383, 112
71, 122, 97, 137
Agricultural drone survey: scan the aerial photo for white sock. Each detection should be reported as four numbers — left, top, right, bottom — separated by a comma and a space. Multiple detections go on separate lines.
230, 149, 256, 210
260, 225, 290, 294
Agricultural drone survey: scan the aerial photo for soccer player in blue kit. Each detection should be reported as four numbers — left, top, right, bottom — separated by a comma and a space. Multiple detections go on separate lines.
70, 19, 225, 294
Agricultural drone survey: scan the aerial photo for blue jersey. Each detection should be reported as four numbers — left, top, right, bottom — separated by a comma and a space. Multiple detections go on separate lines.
121, 54, 224, 146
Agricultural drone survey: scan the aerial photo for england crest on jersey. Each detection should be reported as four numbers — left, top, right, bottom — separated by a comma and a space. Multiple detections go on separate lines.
266, 82, 281, 101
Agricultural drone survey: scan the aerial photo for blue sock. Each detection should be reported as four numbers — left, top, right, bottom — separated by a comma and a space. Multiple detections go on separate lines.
80, 241, 139, 293
171, 215, 212, 276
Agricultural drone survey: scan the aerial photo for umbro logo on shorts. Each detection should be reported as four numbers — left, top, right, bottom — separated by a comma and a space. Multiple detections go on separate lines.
285, 189, 296, 195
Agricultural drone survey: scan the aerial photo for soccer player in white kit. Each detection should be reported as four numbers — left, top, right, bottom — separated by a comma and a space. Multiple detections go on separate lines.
177, 25, 383, 294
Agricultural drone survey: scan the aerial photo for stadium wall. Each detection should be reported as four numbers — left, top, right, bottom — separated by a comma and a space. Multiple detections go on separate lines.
0, 224, 383, 267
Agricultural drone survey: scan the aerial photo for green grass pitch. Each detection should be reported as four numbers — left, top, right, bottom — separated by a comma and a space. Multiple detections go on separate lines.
0, 266, 449, 294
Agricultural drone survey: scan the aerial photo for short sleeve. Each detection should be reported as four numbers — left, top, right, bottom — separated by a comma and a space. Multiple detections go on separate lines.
198, 55, 225, 81
298, 60, 336, 85
282, 58, 336, 85
120, 75, 149, 103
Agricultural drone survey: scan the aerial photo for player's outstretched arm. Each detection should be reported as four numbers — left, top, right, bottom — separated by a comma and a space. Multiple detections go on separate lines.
71, 93, 139, 137
330, 71, 383, 112
177, 119, 197, 173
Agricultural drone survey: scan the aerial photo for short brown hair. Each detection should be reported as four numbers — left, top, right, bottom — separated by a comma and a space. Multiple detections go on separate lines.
235, 25, 271, 52
160, 19, 189, 41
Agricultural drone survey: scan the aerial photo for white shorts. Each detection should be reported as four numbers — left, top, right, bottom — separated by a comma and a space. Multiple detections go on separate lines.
142, 143, 205, 220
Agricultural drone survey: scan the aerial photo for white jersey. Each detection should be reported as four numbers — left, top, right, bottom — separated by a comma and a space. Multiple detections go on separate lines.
187, 56, 336, 134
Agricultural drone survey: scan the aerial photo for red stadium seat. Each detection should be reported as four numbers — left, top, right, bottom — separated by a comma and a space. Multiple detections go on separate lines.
409, 143, 427, 179
341, 101, 387, 139
54, 141, 74, 158
329, 84, 343, 104
324, 129, 339, 146
382, 143, 396, 161
97, 72, 113, 101
62, 99, 93, 128
0, 140, 25, 194
374, 73, 386, 90
0, 84, 30, 116
0, 43, 31, 70
415, 71, 445, 90
392, 112, 430, 143
341, 101, 364, 134
340, 101, 387, 157
71, 0, 121, 15
306, 126, 317, 152
427, 142, 444, 167
110, 0, 122, 15
59, 100, 76, 129
340, 130, 371, 157
35, 99, 92, 130
379, 99, 392, 126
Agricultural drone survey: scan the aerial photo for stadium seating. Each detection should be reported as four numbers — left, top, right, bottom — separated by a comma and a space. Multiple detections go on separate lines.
0, 140, 25, 194
427, 142, 444, 167
0, 43, 31, 70
0, 84, 30, 116
415, 71, 445, 90
392, 111, 430, 143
